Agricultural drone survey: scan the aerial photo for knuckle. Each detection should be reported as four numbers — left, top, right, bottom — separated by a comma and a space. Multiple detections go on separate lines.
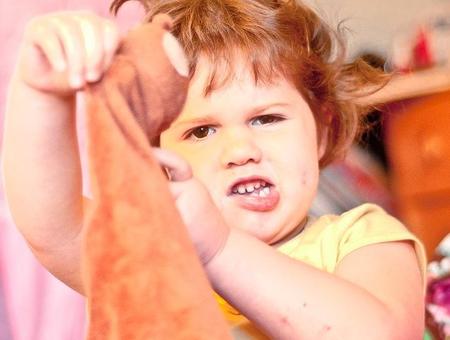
103, 21, 120, 43
104, 19, 118, 32
24, 19, 47, 38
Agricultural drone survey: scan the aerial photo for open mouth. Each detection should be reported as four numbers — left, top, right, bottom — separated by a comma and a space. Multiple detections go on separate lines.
227, 176, 279, 212
230, 179, 272, 198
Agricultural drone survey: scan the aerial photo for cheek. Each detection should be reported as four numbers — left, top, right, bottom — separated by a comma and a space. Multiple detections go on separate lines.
301, 167, 319, 193
270, 134, 319, 175
161, 133, 218, 183
270, 137, 319, 196
161, 135, 203, 168
288, 166, 318, 197
181, 149, 219, 197
184, 149, 213, 176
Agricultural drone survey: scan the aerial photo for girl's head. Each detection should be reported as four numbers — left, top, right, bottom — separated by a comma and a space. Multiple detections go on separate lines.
112, 0, 384, 167
111, 0, 385, 244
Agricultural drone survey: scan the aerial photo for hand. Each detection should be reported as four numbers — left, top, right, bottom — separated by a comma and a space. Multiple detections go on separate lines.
152, 148, 230, 265
17, 11, 120, 96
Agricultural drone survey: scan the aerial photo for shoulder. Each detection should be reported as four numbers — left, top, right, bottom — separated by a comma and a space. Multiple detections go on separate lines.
279, 204, 426, 277
310, 203, 415, 244
335, 203, 427, 281
332, 203, 414, 246
297, 203, 414, 247
324, 203, 425, 267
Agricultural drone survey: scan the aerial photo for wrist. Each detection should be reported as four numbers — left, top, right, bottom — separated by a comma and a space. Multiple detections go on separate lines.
204, 227, 242, 281
9, 72, 76, 123
203, 227, 230, 265
18, 77, 75, 104
11, 64, 76, 102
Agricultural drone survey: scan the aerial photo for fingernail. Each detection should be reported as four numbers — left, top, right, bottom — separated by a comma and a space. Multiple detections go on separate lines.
162, 32, 189, 77
86, 70, 100, 82
70, 74, 83, 88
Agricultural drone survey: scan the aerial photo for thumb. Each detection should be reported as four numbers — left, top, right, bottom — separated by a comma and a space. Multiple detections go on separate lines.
162, 32, 189, 77
152, 148, 192, 181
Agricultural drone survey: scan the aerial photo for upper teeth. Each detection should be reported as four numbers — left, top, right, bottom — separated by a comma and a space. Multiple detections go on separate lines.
233, 180, 268, 194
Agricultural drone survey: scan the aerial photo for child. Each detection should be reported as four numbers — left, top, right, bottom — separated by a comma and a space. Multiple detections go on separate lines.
2, 0, 426, 338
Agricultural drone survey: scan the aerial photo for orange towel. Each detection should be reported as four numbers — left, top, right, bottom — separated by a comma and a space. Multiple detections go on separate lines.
82, 15, 230, 339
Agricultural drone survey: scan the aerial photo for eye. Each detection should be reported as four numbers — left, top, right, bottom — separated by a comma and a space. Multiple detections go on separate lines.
250, 114, 284, 126
184, 125, 216, 140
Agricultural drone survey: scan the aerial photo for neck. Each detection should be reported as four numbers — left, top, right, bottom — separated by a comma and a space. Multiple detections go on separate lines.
272, 216, 309, 248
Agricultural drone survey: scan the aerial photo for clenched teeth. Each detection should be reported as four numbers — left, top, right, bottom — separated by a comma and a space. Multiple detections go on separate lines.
259, 186, 270, 197
232, 180, 270, 195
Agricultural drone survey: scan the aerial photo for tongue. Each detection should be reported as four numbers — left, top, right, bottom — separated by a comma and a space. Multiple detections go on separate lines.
231, 187, 280, 212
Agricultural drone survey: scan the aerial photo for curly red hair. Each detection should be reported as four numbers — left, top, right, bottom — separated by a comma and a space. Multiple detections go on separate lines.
110, 0, 386, 167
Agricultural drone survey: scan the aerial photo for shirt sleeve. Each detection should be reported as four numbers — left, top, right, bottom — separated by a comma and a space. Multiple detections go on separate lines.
335, 203, 427, 284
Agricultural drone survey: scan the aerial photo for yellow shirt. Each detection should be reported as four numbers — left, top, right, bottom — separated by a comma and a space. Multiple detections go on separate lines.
217, 203, 427, 339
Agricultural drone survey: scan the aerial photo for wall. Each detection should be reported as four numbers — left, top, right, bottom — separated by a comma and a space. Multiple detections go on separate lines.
0, 2, 143, 339
306, 0, 449, 59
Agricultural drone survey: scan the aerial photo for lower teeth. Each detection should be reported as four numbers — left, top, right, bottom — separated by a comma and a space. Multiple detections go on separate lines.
259, 187, 270, 197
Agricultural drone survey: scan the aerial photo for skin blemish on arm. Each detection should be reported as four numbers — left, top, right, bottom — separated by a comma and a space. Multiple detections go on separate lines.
316, 324, 333, 338
279, 316, 290, 325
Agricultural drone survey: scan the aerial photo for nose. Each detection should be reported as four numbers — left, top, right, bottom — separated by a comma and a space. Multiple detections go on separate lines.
219, 129, 262, 168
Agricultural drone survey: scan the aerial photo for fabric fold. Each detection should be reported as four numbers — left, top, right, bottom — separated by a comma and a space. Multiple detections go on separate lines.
82, 16, 230, 339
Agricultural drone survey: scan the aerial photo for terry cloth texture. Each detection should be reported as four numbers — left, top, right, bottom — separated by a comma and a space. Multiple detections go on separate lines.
82, 15, 231, 340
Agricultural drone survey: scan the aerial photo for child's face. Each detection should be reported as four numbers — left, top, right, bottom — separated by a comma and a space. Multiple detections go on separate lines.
161, 57, 321, 245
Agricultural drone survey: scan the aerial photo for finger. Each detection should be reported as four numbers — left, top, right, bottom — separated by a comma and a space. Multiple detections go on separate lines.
50, 16, 86, 88
101, 19, 120, 73
25, 24, 66, 72
162, 33, 189, 77
167, 180, 188, 199
152, 148, 192, 181
74, 13, 104, 82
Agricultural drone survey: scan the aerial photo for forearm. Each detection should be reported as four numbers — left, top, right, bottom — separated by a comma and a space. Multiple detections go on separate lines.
206, 229, 399, 340
2, 73, 84, 290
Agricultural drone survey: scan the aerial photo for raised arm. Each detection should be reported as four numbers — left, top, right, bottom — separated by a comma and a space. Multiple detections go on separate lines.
2, 11, 120, 293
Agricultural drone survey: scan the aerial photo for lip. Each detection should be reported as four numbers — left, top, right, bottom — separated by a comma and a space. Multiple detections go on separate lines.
226, 175, 280, 212
227, 175, 274, 196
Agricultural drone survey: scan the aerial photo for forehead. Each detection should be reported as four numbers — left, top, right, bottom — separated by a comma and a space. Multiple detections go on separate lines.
189, 55, 294, 96
190, 53, 291, 97
189, 71, 275, 105
178, 58, 311, 125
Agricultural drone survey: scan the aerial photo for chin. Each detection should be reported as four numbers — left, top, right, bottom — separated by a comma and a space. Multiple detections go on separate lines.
223, 209, 286, 243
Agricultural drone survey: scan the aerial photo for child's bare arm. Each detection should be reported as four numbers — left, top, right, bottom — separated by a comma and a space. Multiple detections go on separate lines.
206, 230, 424, 339
2, 11, 120, 293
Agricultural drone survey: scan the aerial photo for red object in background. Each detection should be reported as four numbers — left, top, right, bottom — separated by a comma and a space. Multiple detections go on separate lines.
428, 276, 450, 313
412, 28, 435, 69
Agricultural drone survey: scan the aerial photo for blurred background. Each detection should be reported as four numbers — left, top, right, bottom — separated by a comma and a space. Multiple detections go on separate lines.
0, 0, 449, 339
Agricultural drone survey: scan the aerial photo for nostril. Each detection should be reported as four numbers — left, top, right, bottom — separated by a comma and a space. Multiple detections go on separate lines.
220, 133, 263, 168
227, 157, 257, 168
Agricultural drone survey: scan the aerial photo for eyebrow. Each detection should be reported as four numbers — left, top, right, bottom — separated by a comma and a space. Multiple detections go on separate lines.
172, 116, 215, 129
172, 102, 291, 129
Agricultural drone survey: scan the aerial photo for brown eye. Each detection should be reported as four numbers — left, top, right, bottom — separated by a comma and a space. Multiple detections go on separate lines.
251, 115, 283, 126
188, 126, 216, 140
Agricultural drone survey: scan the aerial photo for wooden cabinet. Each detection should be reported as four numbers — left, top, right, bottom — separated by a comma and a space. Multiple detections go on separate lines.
385, 91, 450, 259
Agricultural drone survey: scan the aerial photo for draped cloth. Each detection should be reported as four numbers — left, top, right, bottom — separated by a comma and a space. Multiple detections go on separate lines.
83, 15, 231, 339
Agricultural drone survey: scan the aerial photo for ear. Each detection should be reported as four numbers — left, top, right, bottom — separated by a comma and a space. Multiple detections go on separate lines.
317, 109, 333, 162
317, 126, 328, 160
